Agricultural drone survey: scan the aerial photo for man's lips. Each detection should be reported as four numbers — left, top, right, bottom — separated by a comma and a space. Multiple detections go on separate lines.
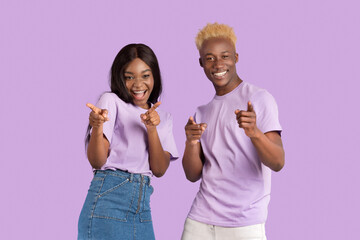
213, 70, 228, 78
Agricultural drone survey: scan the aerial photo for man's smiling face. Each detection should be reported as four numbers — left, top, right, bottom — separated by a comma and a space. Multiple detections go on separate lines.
199, 37, 240, 96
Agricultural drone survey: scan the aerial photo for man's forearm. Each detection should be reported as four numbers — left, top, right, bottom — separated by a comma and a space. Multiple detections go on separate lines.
250, 131, 285, 172
182, 142, 204, 182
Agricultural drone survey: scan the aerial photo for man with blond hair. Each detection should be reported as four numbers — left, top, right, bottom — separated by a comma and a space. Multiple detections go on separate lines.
181, 23, 285, 240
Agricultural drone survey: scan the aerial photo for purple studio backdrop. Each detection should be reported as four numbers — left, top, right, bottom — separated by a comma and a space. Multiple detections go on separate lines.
1, 0, 359, 239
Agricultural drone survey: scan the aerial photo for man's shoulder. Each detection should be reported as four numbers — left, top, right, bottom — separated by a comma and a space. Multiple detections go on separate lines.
241, 82, 268, 97
196, 98, 215, 113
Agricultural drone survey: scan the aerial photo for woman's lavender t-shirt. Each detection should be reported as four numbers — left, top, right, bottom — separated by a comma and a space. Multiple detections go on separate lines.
93, 92, 179, 176
187, 82, 282, 227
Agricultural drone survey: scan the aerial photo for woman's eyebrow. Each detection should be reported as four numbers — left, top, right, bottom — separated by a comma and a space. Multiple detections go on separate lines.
124, 69, 151, 74
142, 69, 151, 73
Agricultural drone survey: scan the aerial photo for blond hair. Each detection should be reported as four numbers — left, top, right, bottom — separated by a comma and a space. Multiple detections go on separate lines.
195, 23, 237, 50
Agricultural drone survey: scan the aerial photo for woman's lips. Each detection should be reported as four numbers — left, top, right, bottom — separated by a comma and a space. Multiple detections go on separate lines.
132, 90, 146, 100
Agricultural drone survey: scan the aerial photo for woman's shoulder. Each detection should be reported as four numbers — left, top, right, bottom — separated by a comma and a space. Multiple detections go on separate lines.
99, 92, 117, 102
98, 92, 128, 106
156, 107, 173, 123
96, 92, 131, 115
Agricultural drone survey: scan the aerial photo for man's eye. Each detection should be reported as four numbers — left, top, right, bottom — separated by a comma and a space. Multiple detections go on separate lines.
222, 55, 229, 59
206, 57, 214, 61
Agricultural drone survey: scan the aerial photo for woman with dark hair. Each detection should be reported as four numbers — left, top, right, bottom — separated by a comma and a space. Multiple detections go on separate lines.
78, 44, 178, 240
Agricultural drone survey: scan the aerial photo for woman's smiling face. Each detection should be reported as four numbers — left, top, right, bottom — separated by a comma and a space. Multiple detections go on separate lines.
124, 58, 154, 109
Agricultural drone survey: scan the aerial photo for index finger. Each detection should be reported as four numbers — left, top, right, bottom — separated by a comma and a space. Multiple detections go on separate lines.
247, 101, 254, 112
187, 116, 196, 125
86, 103, 101, 114
148, 101, 161, 113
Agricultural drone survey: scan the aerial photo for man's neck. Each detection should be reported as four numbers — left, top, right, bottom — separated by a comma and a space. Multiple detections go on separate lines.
215, 76, 243, 96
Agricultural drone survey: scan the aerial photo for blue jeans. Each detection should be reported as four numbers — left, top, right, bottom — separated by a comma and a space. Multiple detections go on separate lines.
78, 170, 155, 240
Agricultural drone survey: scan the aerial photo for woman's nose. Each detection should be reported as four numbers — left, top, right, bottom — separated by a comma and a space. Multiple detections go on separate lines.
132, 77, 144, 87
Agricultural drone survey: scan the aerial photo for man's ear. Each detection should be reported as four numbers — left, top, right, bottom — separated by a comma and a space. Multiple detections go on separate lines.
199, 58, 203, 67
235, 53, 239, 63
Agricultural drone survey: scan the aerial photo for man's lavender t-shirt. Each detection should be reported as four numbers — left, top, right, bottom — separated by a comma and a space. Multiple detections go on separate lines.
94, 93, 179, 176
187, 82, 282, 227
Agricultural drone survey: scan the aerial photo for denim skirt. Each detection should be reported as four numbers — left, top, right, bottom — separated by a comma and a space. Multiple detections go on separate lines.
78, 169, 155, 240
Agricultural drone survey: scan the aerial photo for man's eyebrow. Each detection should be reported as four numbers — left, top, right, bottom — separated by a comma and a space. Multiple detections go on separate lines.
205, 51, 230, 55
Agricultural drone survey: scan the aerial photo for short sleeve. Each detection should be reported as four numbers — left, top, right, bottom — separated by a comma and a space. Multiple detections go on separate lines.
95, 93, 117, 143
251, 90, 282, 134
160, 113, 179, 161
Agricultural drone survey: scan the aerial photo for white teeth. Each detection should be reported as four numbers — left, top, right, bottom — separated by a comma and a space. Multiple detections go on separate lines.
133, 90, 146, 94
213, 71, 227, 77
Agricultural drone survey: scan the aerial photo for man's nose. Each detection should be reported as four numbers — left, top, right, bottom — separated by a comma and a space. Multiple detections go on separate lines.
214, 58, 225, 68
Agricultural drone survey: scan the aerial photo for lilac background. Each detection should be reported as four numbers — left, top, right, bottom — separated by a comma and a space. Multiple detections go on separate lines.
1, 0, 359, 239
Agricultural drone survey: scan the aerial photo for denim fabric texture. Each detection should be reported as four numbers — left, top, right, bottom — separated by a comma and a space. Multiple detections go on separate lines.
78, 169, 155, 240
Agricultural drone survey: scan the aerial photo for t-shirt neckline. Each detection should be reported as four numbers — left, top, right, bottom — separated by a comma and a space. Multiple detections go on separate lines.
214, 81, 245, 100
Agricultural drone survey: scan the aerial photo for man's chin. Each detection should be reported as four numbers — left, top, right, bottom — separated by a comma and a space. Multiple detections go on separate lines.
211, 78, 229, 87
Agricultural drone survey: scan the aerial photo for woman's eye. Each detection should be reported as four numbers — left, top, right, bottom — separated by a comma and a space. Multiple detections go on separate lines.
124, 76, 134, 80
143, 74, 150, 79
